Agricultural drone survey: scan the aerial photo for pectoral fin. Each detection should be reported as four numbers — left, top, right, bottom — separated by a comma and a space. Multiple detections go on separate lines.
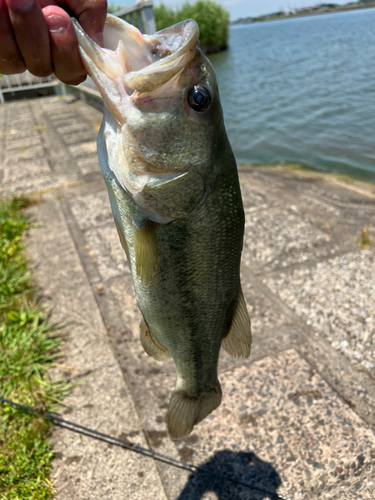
221, 287, 252, 358
133, 221, 158, 286
140, 316, 171, 362
115, 220, 130, 263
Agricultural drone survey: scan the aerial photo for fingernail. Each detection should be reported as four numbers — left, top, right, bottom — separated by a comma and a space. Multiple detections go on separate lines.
11, 0, 34, 11
46, 14, 68, 34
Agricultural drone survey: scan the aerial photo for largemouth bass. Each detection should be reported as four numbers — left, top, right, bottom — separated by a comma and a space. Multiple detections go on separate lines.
73, 15, 251, 438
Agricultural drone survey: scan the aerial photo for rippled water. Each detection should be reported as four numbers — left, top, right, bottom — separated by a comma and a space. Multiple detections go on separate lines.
209, 8, 375, 182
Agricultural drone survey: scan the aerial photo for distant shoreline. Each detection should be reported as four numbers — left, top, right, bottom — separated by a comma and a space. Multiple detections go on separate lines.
239, 162, 375, 188
232, 3, 375, 25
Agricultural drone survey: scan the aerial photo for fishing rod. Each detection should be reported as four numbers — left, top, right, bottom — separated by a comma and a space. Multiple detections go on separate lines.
0, 397, 290, 500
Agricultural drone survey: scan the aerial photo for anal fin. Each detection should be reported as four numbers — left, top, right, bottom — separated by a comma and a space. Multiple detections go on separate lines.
140, 316, 171, 362
133, 221, 158, 286
221, 287, 252, 358
168, 384, 222, 438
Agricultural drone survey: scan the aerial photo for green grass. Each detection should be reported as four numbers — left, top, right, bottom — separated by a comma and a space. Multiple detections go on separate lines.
0, 197, 69, 500
358, 226, 372, 249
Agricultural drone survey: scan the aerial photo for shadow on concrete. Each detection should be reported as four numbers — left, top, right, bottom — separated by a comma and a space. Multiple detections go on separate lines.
178, 450, 282, 500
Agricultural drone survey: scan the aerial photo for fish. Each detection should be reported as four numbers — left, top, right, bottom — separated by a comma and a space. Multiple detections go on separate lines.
72, 14, 251, 438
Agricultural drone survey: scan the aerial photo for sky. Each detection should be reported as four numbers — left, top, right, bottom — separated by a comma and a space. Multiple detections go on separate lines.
114, 0, 351, 20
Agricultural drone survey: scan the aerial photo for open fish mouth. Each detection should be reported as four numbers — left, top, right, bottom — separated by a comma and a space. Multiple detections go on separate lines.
72, 14, 199, 95
72, 14, 214, 223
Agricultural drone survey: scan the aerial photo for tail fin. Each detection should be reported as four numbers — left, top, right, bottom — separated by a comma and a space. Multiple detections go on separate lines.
167, 384, 222, 438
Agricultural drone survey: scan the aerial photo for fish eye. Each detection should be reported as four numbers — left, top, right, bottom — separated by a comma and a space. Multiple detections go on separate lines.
188, 85, 211, 112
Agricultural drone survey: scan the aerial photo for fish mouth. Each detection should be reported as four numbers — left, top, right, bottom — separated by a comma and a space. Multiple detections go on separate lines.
72, 14, 199, 97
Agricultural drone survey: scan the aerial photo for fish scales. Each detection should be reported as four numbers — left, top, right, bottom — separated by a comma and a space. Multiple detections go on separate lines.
73, 14, 251, 438
134, 137, 243, 387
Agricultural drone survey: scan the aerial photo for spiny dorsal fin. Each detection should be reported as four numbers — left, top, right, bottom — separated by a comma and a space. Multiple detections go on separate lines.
133, 221, 158, 286
221, 287, 252, 358
139, 316, 171, 362
168, 384, 222, 438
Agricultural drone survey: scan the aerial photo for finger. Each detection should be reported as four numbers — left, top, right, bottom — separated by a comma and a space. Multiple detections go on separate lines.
43, 5, 86, 85
6, 0, 53, 77
0, 0, 26, 73
65, 0, 107, 46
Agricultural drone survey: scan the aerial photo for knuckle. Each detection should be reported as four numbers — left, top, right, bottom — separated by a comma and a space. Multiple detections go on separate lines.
0, 62, 26, 74
81, 0, 107, 19
57, 70, 87, 86
27, 56, 53, 78
99, 0, 108, 13
0, 54, 26, 74
29, 67, 53, 78
88, 0, 107, 10
63, 76, 86, 86
14, 64, 27, 74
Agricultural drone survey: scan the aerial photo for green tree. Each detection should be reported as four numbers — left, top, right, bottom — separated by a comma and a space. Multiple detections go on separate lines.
107, 1, 229, 53
107, 2, 119, 14
154, 1, 229, 53
154, 3, 177, 29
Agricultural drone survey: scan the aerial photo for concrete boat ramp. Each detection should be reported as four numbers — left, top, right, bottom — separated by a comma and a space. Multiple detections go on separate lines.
1, 96, 374, 499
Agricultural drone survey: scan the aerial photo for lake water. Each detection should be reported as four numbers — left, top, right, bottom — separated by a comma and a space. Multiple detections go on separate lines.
209, 8, 375, 182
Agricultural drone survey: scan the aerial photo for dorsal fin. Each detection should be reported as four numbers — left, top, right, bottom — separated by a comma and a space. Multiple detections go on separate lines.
221, 287, 252, 358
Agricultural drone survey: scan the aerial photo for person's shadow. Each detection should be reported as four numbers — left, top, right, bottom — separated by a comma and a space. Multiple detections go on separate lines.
178, 450, 282, 500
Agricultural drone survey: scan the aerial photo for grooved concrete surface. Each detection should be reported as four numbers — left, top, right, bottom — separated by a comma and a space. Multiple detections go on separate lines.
1, 96, 375, 500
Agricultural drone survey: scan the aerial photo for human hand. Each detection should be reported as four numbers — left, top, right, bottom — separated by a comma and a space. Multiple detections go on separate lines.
0, 0, 107, 84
